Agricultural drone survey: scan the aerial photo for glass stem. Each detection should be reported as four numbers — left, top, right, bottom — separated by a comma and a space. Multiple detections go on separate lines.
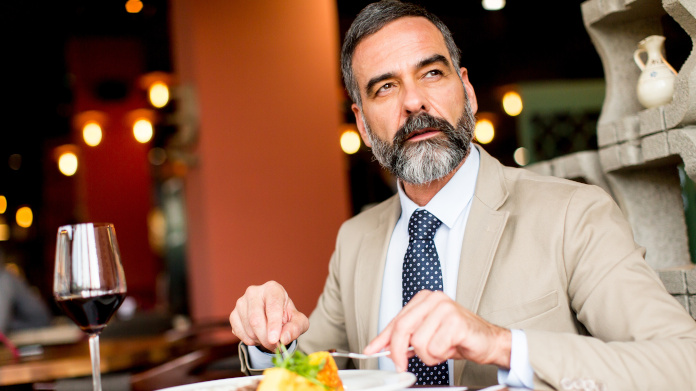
88, 333, 102, 391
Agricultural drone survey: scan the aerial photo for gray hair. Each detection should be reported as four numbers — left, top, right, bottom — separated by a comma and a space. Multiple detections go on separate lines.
341, 0, 461, 107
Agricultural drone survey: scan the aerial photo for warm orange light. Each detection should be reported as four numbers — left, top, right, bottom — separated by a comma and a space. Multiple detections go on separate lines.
16, 206, 33, 228
340, 130, 361, 154
126, 0, 144, 13
0, 223, 8, 241
474, 119, 495, 144
149, 82, 170, 108
134, 119, 154, 143
502, 91, 523, 116
58, 152, 79, 176
0, 195, 6, 214
83, 122, 103, 146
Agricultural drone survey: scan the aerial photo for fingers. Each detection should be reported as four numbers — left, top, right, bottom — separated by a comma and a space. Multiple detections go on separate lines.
229, 281, 305, 351
366, 290, 509, 371
279, 301, 310, 345
263, 283, 289, 345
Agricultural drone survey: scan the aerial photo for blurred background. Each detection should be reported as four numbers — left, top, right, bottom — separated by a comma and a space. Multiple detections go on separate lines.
0, 0, 692, 328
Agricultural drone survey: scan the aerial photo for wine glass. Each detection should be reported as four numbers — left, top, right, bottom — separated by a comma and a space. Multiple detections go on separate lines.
53, 222, 127, 391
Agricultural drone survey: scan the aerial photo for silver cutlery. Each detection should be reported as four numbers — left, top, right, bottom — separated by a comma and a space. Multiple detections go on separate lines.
329, 346, 414, 359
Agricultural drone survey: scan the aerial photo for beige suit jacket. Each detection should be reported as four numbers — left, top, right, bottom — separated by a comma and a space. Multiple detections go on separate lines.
296, 146, 696, 390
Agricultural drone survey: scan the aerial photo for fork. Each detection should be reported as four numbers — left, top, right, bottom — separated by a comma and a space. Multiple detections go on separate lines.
329, 346, 414, 359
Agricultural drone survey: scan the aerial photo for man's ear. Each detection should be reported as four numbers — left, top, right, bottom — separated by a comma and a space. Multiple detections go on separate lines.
352, 103, 372, 147
459, 67, 478, 114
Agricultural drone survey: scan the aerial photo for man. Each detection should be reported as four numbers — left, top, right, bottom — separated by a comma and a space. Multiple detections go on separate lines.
230, 1, 696, 389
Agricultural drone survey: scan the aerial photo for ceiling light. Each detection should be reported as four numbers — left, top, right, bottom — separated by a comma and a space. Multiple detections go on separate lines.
340, 130, 361, 154
474, 119, 495, 144
482, 0, 505, 11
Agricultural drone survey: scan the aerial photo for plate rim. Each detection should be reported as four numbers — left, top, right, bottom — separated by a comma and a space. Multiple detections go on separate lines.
155, 369, 416, 391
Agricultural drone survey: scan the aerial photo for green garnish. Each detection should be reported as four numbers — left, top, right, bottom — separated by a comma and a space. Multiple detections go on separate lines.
271, 344, 329, 389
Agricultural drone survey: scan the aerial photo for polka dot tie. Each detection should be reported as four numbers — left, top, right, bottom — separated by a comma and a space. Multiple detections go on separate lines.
402, 209, 449, 385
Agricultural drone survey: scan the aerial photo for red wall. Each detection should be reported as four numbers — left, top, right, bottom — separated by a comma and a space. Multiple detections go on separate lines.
171, 0, 351, 320
66, 38, 159, 308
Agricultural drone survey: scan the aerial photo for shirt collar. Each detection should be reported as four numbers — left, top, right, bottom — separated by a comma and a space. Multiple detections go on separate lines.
397, 144, 480, 229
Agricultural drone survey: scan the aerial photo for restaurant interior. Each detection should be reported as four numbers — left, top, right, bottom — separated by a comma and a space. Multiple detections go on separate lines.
1, 0, 695, 389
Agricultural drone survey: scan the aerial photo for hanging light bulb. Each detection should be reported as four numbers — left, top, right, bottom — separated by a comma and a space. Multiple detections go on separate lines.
83, 122, 103, 146
340, 129, 361, 154
482, 0, 505, 11
502, 91, 523, 116
126, 0, 144, 13
133, 119, 154, 143
149, 82, 170, 108
474, 119, 495, 144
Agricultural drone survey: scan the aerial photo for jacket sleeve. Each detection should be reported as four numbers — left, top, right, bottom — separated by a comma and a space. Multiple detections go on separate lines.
297, 232, 354, 369
526, 185, 696, 390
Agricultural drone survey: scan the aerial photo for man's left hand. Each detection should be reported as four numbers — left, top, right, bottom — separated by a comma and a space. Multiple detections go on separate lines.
364, 290, 512, 372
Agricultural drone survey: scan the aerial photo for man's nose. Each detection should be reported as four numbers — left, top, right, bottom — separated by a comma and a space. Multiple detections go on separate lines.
402, 84, 429, 116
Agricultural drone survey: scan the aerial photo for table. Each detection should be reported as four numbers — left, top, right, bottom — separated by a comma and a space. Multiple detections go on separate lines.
0, 326, 240, 387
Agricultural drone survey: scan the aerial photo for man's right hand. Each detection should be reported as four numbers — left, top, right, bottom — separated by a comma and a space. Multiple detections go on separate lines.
229, 281, 309, 352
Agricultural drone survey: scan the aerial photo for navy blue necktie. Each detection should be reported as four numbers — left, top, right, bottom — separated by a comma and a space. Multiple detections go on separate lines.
402, 209, 449, 385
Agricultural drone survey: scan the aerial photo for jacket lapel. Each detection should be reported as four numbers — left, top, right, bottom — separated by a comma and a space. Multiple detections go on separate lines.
453, 146, 510, 381
354, 196, 401, 369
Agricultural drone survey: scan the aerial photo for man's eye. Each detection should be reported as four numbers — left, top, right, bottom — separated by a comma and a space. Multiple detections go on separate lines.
425, 70, 443, 78
376, 83, 394, 95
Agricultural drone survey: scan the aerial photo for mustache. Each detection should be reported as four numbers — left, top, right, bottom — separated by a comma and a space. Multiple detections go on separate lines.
392, 113, 456, 146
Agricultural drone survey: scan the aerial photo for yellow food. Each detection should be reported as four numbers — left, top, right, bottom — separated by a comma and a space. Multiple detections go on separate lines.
257, 350, 344, 391
257, 367, 325, 391
308, 352, 344, 391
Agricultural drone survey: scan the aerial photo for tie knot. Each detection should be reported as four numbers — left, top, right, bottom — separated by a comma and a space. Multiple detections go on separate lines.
408, 209, 442, 241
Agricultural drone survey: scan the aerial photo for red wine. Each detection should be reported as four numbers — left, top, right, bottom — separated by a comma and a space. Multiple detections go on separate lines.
55, 292, 125, 334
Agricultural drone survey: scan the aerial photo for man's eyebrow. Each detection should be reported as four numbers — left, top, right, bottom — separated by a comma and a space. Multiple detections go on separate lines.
416, 54, 450, 70
363, 54, 451, 97
365, 72, 395, 97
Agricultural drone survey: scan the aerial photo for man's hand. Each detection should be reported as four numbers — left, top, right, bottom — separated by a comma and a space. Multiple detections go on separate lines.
363, 290, 511, 371
229, 281, 309, 352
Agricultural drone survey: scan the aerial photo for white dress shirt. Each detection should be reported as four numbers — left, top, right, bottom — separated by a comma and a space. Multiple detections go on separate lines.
249, 145, 532, 388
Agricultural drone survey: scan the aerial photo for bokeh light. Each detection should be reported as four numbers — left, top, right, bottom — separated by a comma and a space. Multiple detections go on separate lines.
502, 91, 523, 116
16, 206, 33, 228
474, 119, 495, 144
58, 152, 79, 176
340, 130, 361, 154
482, 0, 505, 11
514, 147, 530, 166
8, 154, 21, 171
125, 0, 143, 13
0, 196, 6, 214
149, 82, 170, 108
148, 148, 167, 165
134, 119, 154, 143
83, 122, 103, 147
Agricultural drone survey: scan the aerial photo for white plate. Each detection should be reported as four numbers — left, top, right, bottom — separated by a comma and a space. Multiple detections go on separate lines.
156, 369, 416, 391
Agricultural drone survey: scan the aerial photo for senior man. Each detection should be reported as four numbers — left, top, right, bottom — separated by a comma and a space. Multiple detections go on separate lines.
230, 1, 696, 389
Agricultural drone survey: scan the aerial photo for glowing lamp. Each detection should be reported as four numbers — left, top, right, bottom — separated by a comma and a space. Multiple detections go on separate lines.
474, 119, 495, 144
340, 130, 361, 154
482, 0, 505, 11
16, 206, 33, 228
126, 0, 143, 13
83, 122, 103, 146
514, 147, 530, 166
140, 72, 174, 108
74, 111, 107, 147
502, 91, 523, 116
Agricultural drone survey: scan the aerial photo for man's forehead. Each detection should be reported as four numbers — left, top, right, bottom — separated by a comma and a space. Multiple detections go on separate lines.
351, 17, 450, 81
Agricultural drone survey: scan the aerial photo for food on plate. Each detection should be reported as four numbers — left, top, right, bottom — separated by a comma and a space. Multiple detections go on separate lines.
256, 347, 344, 391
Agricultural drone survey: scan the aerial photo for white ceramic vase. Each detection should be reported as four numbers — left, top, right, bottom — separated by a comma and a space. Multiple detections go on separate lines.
633, 35, 677, 109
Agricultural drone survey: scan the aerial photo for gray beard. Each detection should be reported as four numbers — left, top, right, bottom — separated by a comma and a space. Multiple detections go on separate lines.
363, 101, 476, 185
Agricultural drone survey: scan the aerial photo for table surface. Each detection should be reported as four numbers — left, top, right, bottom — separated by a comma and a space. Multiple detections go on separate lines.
0, 327, 239, 386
